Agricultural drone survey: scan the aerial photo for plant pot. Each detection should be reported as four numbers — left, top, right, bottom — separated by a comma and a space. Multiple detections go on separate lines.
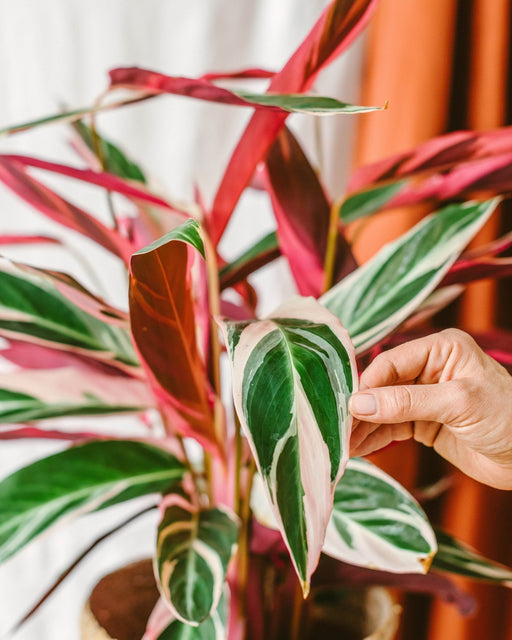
81, 559, 401, 640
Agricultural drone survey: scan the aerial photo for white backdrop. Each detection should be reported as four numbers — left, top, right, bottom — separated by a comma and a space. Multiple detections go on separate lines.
0, 2, 365, 638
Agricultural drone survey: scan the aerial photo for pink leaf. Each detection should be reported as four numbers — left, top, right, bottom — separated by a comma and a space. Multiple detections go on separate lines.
1, 339, 136, 378
442, 256, 512, 287
109, 67, 287, 111
200, 68, 275, 82
209, 0, 380, 245
0, 157, 134, 263
0, 234, 60, 245
0, 426, 103, 441
348, 126, 512, 193
1, 153, 184, 215
263, 127, 356, 296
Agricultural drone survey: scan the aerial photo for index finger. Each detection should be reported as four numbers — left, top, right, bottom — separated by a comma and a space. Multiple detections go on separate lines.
360, 332, 446, 389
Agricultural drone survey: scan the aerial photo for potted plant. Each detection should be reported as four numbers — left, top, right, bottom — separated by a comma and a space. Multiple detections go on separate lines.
1, 1, 512, 639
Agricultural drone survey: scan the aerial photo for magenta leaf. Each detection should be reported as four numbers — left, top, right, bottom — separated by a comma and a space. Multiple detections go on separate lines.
348, 126, 512, 193
209, 0, 381, 245
1, 153, 183, 215
0, 157, 134, 263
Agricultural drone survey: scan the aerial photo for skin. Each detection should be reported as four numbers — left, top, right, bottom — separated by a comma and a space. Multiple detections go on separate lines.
348, 329, 512, 490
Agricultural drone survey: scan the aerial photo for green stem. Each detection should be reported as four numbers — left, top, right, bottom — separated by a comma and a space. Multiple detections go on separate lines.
322, 199, 342, 294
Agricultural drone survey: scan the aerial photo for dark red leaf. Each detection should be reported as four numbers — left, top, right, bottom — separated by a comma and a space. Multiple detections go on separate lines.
263, 127, 356, 296
0, 234, 60, 245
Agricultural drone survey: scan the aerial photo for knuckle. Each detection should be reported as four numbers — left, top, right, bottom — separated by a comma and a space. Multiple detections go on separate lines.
389, 385, 414, 418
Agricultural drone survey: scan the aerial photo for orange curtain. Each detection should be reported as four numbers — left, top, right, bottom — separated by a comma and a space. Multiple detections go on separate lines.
351, 1, 512, 639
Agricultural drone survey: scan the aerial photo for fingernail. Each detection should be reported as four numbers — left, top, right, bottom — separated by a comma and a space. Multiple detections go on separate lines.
350, 393, 377, 416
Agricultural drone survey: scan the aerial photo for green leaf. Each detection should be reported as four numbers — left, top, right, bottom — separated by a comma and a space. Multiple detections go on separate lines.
322, 199, 500, 353
157, 591, 228, 639
220, 296, 357, 593
72, 120, 147, 183
155, 496, 238, 625
235, 92, 385, 115
0, 258, 137, 365
0, 387, 145, 423
338, 180, 407, 224
0, 440, 184, 561
324, 458, 437, 573
134, 218, 205, 258
432, 529, 512, 585
219, 231, 279, 288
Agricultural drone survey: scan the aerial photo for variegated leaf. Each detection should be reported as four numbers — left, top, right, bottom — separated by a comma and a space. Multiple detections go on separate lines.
0, 257, 137, 365
155, 495, 238, 625
155, 591, 228, 640
433, 529, 512, 585
321, 199, 500, 353
220, 296, 357, 593
0, 440, 184, 562
323, 458, 437, 573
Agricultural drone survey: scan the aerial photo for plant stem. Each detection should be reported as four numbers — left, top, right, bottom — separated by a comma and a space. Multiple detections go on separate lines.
322, 199, 341, 294
235, 457, 256, 624
234, 411, 243, 515
290, 580, 305, 640
89, 105, 119, 232
202, 230, 227, 501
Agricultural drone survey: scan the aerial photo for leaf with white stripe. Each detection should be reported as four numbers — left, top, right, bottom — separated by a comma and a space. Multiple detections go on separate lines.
155, 591, 228, 640
155, 495, 238, 625
220, 296, 357, 594
433, 529, 512, 585
321, 199, 500, 353
323, 458, 437, 573
153, 591, 228, 640
0, 440, 184, 562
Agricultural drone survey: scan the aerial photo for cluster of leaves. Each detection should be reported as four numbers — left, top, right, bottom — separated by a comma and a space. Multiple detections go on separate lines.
1, 1, 512, 639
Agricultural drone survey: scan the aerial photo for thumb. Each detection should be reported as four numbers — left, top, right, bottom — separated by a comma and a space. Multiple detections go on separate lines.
349, 380, 469, 425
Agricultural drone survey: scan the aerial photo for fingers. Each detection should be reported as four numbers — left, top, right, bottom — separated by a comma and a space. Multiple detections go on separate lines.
359, 329, 475, 389
349, 379, 473, 427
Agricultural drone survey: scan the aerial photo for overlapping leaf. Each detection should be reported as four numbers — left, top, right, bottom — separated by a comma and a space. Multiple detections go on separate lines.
72, 120, 147, 183
1, 154, 176, 213
109, 67, 380, 116
0, 440, 184, 561
321, 199, 500, 353
263, 127, 356, 296
153, 592, 229, 640
0, 257, 137, 365
323, 458, 437, 573
0, 367, 153, 423
341, 127, 512, 223
220, 296, 357, 593
210, 0, 381, 245
219, 231, 280, 290
155, 494, 238, 625
348, 126, 512, 193
129, 219, 218, 450
433, 529, 512, 586
0, 157, 134, 263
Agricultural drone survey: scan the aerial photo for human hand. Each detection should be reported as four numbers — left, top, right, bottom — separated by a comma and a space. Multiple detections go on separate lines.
349, 329, 512, 489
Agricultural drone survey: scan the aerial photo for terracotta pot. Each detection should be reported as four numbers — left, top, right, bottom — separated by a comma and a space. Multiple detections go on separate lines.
81, 559, 401, 640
